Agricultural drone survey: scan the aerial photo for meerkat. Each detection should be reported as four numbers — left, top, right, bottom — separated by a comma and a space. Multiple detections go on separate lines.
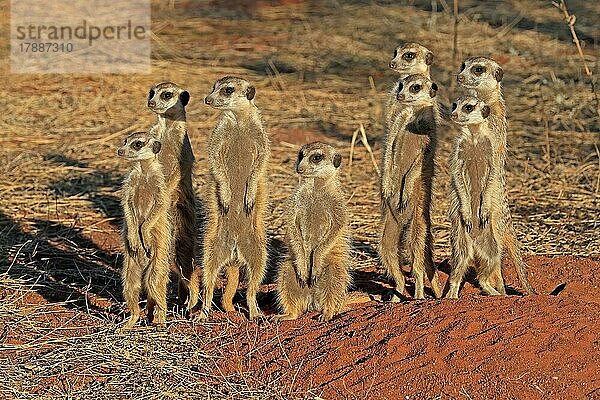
386, 43, 434, 129
200, 76, 270, 320
379, 74, 442, 301
456, 58, 535, 295
446, 97, 534, 298
275, 142, 351, 321
147, 82, 199, 311
118, 132, 171, 328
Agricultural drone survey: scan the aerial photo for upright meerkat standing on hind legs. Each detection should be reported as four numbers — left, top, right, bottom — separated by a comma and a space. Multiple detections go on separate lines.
200, 76, 270, 320
447, 97, 534, 297
275, 142, 350, 321
456, 57, 535, 295
147, 82, 200, 311
379, 74, 442, 301
118, 132, 171, 328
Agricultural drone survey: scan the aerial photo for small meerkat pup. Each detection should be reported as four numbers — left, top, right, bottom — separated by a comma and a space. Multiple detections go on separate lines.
200, 76, 270, 320
147, 82, 199, 311
456, 58, 535, 294
118, 132, 171, 328
446, 97, 535, 298
379, 74, 442, 301
276, 142, 350, 321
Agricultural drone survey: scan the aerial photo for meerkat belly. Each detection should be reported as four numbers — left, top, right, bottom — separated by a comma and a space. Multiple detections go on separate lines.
301, 198, 331, 251
393, 132, 426, 190
464, 139, 491, 235
225, 139, 255, 204
133, 184, 155, 225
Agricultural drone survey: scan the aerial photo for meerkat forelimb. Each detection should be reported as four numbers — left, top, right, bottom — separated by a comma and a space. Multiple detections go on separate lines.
147, 82, 200, 311
200, 76, 270, 320
446, 97, 534, 298
275, 142, 351, 321
379, 74, 442, 301
118, 132, 172, 328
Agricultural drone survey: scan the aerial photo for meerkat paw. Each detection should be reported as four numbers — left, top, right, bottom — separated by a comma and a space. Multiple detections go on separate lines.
479, 207, 490, 229
273, 313, 298, 322
244, 188, 256, 214
118, 314, 141, 332
219, 187, 232, 214
318, 311, 335, 322
194, 308, 210, 322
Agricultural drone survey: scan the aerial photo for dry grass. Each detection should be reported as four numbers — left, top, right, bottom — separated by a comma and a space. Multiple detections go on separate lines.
1, 0, 599, 397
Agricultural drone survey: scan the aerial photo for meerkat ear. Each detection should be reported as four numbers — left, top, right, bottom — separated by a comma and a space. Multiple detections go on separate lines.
333, 154, 342, 168
494, 67, 504, 82
425, 51, 434, 65
152, 140, 162, 154
179, 91, 190, 107
429, 82, 438, 98
246, 86, 256, 101
481, 105, 491, 119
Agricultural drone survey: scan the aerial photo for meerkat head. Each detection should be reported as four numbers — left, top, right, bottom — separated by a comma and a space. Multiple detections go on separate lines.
395, 74, 438, 106
295, 142, 342, 179
147, 82, 190, 115
450, 96, 491, 126
204, 76, 256, 111
389, 42, 433, 76
457, 57, 504, 95
117, 132, 162, 161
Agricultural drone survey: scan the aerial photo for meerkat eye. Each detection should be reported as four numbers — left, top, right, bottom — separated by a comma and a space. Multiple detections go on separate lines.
132, 140, 144, 150
472, 65, 486, 75
224, 87, 235, 95
310, 154, 324, 163
161, 92, 173, 100
410, 84, 422, 93
459, 62, 465, 72
403, 52, 416, 61
463, 104, 474, 113
451, 103, 457, 111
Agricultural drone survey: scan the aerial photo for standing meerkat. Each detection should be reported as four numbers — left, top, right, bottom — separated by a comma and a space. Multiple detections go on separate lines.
379, 74, 442, 300
118, 132, 171, 328
147, 82, 199, 311
446, 97, 534, 298
276, 142, 350, 321
200, 76, 270, 320
456, 58, 535, 294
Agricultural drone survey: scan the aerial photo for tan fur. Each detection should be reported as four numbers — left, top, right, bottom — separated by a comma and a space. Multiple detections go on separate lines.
456, 59, 535, 294
147, 82, 199, 311
379, 74, 442, 301
275, 142, 351, 321
200, 76, 270, 320
118, 132, 172, 328
446, 97, 534, 298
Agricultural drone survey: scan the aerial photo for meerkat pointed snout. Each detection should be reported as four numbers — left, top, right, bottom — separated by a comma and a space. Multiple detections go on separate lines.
147, 82, 190, 115
204, 76, 256, 110
389, 42, 434, 78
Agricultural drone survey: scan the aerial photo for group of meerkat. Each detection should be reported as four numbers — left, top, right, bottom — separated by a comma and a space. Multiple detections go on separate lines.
382, 42, 535, 301
117, 41, 535, 328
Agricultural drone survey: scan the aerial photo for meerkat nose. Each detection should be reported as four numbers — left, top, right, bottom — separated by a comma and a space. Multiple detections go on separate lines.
147, 100, 156, 108
396, 93, 405, 101
204, 97, 211, 105
451, 113, 458, 120
117, 148, 125, 156
457, 75, 465, 83
389, 61, 397, 69
296, 166, 304, 174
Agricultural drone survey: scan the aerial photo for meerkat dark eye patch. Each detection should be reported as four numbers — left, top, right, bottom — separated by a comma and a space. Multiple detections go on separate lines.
310, 153, 323, 163
161, 92, 173, 100
425, 52, 434, 65
472, 65, 486, 75
333, 154, 342, 168
396, 82, 404, 94
459, 62, 465, 72
451, 102, 457, 111
246, 86, 256, 101
463, 104, 474, 113
132, 140, 144, 150
403, 52, 416, 61
481, 105, 491, 119
179, 91, 190, 107
148, 89, 155, 100
393, 49, 398, 58
223, 87, 235, 95
410, 84, 421, 93
297, 150, 304, 164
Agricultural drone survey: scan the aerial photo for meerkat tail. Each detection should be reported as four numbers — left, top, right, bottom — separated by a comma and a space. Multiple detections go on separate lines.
504, 229, 536, 295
